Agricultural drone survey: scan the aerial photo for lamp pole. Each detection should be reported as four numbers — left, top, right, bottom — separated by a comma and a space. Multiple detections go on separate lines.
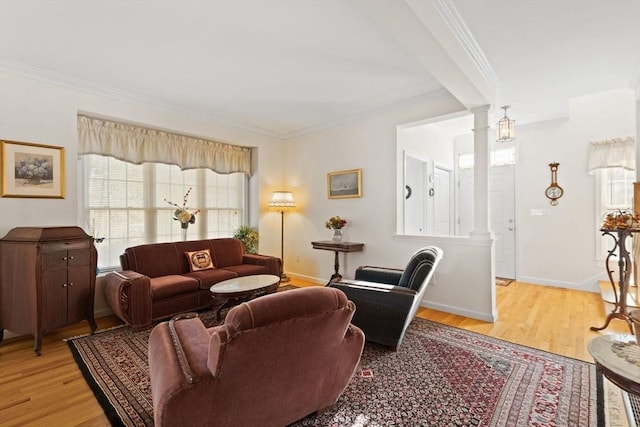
278, 209, 289, 282
268, 191, 295, 283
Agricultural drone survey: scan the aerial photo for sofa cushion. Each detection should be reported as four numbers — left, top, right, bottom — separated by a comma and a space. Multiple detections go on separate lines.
210, 238, 244, 267
150, 275, 201, 300
222, 264, 271, 277
185, 268, 238, 290
124, 243, 185, 278
185, 249, 215, 272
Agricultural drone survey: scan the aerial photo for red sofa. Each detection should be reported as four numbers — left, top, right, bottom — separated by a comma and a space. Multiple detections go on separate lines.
103, 238, 281, 330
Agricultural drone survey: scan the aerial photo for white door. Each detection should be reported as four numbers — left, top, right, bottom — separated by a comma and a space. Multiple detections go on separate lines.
490, 165, 516, 279
433, 165, 453, 235
404, 154, 427, 234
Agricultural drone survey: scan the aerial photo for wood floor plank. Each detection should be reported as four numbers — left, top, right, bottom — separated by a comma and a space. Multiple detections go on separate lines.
0, 279, 630, 425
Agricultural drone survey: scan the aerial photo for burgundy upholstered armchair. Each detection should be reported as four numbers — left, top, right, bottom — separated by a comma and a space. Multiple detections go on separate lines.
328, 246, 443, 351
148, 286, 364, 427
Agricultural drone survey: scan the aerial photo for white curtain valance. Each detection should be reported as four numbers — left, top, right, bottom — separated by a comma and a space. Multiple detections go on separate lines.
77, 115, 252, 175
587, 136, 635, 175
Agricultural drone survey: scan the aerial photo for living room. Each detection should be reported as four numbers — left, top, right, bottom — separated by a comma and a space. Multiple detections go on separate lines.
0, 1, 639, 425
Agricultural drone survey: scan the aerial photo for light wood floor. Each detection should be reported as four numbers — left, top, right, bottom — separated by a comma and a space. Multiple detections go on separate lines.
0, 279, 630, 426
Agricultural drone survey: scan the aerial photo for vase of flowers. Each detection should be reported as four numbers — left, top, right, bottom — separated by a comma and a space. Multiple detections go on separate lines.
165, 187, 200, 241
325, 216, 347, 242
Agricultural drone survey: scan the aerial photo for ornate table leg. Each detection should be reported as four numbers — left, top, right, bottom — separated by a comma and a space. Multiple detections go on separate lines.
328, 250, 342, 283
591, 228, 635, 333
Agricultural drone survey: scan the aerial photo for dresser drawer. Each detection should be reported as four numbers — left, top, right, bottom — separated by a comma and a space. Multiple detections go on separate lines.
42, 251, 69, 270
42, 249, 90, 270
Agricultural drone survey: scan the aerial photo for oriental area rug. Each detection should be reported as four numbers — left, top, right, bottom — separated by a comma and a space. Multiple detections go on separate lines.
68, 300, 604, 426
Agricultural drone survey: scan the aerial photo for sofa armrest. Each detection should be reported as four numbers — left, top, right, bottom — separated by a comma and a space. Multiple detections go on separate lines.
103, 270, 152, 330
355, 266, 403, 285
242, 253, 282, 276
149, 314, 213, 426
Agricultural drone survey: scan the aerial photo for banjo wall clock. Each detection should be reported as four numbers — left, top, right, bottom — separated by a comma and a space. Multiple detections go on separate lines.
545, 162, 563, 206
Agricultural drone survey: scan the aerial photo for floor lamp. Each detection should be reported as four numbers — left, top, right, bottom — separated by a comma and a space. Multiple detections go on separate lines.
269, 191, 296, 282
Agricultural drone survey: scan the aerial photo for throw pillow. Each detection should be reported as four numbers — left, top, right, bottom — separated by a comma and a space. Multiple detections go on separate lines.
185, 249, 215, 272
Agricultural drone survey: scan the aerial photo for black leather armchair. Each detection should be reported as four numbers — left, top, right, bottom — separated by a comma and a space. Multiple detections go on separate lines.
328, 246, 443, 351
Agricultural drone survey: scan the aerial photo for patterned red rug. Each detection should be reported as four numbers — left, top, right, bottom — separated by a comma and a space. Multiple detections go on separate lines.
67, 296, 603, 426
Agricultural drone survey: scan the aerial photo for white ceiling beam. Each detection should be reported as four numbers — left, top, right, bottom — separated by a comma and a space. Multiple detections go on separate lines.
355, 0, 494, 110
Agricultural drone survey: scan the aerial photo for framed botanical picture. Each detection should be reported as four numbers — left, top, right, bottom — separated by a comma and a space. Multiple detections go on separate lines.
1, 140, 65, 198
327, 168, 362, 199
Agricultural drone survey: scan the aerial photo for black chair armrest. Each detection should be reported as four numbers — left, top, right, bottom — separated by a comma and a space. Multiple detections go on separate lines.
331, 279, 415, 296
354, 266, 403, 285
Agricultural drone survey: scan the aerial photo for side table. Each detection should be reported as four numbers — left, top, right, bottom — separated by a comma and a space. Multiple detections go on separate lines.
588, 334, 640, 396
311, 241, 364, 284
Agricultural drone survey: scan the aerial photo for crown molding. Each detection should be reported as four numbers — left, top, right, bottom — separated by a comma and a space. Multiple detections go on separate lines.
281, 88, 455, 140
0, 58, 458, 141
0, 58, 285, 140
431, 0, 500, 92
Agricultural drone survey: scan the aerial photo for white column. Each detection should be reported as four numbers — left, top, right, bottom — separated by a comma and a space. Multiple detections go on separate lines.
636, 97, 639, 182
470, 105, 492, 239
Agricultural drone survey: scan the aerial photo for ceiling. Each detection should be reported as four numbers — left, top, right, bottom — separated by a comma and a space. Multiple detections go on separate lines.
1, 0, 638, 140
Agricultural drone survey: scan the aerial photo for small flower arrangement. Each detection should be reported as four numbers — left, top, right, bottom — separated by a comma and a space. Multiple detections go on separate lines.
165, 187, 200, 229
325, 215, 347, 230
601, 209, 640, 230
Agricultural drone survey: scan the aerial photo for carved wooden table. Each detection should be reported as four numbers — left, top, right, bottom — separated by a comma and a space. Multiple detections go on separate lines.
210, 274, 280, 321
311, 241, 364, 284
591, 228, 638, 333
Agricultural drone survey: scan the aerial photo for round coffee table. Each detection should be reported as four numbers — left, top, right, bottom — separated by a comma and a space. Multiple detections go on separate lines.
210, 274, 281, 321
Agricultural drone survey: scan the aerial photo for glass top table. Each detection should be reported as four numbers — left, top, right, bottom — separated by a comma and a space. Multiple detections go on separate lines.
210, 274, 281, 321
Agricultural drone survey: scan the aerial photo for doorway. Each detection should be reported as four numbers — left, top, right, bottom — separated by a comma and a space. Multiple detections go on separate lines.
457, 164, 516, 279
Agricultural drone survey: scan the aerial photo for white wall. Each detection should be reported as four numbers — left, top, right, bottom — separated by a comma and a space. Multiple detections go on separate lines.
0, 71, 285, 323
398, 125, 455, 168
515, 89, 636, 290
283, 92, 497, 322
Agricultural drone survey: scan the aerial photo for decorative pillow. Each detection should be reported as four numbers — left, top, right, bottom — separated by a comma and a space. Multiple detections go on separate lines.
185, 249, 215, 272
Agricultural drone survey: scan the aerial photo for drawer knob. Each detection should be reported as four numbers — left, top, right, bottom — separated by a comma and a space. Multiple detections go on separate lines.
69, 282, 74, 286
69, 256, 74, 260
62, 256, 68, 261
62, 283, 68, 287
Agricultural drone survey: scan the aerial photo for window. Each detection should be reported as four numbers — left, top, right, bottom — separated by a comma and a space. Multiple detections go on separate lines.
595, 167, 635, 258
82, 155, 247, 270
457, 146, 516, 170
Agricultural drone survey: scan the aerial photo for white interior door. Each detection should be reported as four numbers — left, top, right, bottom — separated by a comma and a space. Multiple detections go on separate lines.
490, 165, 516, 279
404, 154, 427, 234
433, 164, 453, 235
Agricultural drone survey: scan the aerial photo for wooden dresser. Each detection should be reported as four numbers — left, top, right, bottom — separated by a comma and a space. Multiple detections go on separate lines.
0, 226, 97, 355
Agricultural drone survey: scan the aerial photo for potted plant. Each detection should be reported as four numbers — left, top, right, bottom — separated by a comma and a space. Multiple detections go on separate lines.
233, 225, 259, 254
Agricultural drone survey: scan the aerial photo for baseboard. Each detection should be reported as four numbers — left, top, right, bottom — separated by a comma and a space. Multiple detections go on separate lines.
285, 272, 326, 285
517, 275, 601, 293
419, 299, 497, 323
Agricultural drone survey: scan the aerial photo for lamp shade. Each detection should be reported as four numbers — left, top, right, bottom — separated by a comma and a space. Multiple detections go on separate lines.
496, 105, 515, 142
268, 191, 296, 209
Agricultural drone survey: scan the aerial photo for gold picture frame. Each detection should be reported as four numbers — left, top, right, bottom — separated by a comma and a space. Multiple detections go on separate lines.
1, 140, 65, 198
327, 168, 362, 199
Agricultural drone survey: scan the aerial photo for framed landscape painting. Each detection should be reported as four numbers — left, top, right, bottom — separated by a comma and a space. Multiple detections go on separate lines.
1, 140, 65, 198
327, 168, 362, 199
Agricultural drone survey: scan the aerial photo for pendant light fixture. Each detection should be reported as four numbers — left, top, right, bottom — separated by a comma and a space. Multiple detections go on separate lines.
496, 105, 515, 142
